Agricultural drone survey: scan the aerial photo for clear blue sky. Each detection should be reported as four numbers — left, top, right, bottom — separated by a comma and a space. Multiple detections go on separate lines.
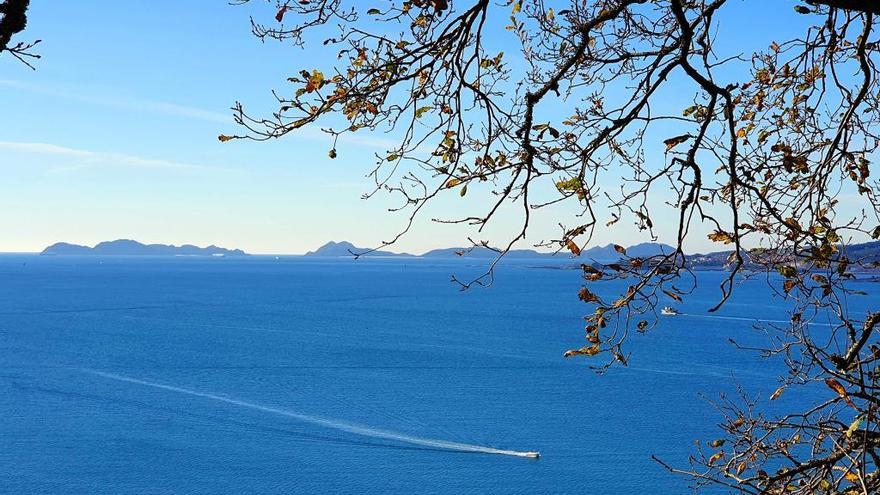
0, 1, 809, 254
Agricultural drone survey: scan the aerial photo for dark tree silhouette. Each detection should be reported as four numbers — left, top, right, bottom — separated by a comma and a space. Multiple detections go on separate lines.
226, 1, 880, 493
0, 0, 38, 69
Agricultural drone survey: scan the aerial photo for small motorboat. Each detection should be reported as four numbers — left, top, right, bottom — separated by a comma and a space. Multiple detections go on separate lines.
661, 306, 679, 316
522, 451, 540, 458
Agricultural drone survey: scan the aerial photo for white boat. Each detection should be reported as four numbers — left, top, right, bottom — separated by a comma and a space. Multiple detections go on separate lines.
661, 306, 679, 316
522, 451, 540, 458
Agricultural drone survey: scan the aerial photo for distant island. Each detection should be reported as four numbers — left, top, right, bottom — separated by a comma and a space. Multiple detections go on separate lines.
305, 239, 880, 270
41, 239, 248, 257
304, 241, 413, 257
305, 240, 673, 260
689, 241, 880, 269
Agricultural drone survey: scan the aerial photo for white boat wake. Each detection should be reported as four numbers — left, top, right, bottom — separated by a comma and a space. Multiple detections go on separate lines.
81, 369, 539, 459
679, 313, 831, 326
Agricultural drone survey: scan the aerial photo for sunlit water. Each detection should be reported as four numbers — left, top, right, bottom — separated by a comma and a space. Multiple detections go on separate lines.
1, 255, 874, 494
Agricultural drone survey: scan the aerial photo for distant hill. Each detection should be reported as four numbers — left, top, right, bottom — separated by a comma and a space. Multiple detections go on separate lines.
581, 242, 674, 260
41, 239, 247, 257
306, 239, 880, 270
306, 241, 674, 259
844, 240, 880, 263
689, 240, 880, 269
421, 242, 674, 259
304, 241, 411, 257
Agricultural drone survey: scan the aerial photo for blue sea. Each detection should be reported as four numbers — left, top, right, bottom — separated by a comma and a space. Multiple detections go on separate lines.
1, 255, 874, 494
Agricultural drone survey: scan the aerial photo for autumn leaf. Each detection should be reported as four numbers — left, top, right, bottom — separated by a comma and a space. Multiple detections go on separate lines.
782, 279, 796, 294
304, 70, 325, 93
663, 290, 682, 302
511, 1, 522, 14
663, 134, 691, 152
275, 6, 288, 22
328, 149, 337, 159
217, 134, 234, 143
445, 178, 462, 188
582, 264, 601, 274
606, 214, 619, 227
708, 439, 725, 448
707, 230, 735, 244
563, 344, 600, 358
578, 286, 599, 303
613, 244, 626, 255
635, 210, 652, 228
825, 378, 856, 408
770, 385, 785, 400
778, 266, 798, 278
566, 239, 581, 256
707, 451, 724, 466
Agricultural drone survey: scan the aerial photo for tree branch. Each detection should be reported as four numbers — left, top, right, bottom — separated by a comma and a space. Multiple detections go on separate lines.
0, 0, 29, 54
807, 0, 880, 15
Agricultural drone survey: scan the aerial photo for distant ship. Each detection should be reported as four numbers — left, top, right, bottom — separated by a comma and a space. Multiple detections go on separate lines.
661, 306, 679, 316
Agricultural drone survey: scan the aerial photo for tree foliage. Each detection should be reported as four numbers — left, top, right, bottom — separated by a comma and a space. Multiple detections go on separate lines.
228, 1, 880, 493
0, 0, 39, 69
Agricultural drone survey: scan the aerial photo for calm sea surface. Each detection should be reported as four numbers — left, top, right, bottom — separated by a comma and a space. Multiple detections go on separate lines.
1, 255, 874, 494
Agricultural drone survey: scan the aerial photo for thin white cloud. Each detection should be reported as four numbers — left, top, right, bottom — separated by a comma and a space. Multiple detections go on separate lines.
0, 79, 230, 123
0, 79, 401, 150
0, 141, 212, 171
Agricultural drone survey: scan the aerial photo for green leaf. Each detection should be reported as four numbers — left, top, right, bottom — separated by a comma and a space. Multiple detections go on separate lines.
846, 416, 863, 438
